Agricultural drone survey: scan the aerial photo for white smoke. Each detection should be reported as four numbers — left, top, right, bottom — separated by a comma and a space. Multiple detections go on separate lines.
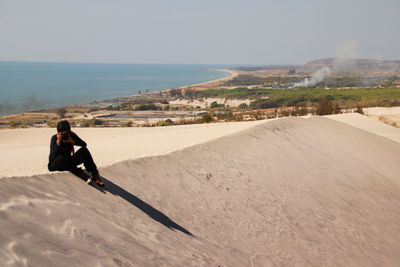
334, 40, 359, 70
294, 66, 331, 87
293, 40, 358, 88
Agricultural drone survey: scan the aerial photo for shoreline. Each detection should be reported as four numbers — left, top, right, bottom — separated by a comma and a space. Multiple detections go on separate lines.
179, 68, 238, 89
0, 67, 236, 118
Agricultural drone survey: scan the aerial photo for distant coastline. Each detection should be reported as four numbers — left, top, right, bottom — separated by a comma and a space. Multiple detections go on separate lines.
0, 62, 232, 116
180, 69, 238, 89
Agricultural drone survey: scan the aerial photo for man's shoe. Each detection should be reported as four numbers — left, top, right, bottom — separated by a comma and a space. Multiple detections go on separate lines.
91, 169, 104, 187
86, 178, 93, 185
95, 178, 105, 187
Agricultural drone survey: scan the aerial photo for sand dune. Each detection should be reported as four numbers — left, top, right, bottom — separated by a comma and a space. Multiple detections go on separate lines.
0, 120, 265, 178
1, 116, 400, 266
327, 112, 400, 143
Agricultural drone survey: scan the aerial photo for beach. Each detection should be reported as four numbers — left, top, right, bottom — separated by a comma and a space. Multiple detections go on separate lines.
180, 68, 238, 89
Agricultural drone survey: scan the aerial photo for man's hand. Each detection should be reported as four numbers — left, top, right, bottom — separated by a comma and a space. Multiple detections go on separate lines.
65, 135, 75, 145
56, 133, 63, 145
56, 132, 75, 145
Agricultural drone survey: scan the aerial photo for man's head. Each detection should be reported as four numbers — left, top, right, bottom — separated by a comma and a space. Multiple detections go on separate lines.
57, 120, 71, 133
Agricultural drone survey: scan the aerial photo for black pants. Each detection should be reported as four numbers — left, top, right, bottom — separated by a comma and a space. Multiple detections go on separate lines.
48, 147, 97, 175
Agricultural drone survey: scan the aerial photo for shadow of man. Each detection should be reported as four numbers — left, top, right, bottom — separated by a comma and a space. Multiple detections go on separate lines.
93, 177, 194, 237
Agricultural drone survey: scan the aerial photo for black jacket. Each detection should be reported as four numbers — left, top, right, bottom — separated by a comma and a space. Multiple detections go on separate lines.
48, 131, 86, 162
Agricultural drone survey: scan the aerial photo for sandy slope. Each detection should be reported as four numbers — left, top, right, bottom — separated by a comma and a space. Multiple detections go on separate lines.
0, 120, 265, 178
1, 116, 400, 266
326, 113, 400, 143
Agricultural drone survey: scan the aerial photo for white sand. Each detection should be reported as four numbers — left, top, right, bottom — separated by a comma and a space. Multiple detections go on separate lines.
326, 112, 400, 143
364, 106, 400, 115
363, 107, 400, 127
1, 116, 400, 266
0, 120, 266, 178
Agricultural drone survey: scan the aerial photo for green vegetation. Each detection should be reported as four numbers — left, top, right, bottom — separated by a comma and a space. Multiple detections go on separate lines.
46, 120, 57, 128
9, 120, 16, 128
78, 118, 104, 127
56, 108, 67, 118
210, 101, 224, 108
356, 104, 364, 114
200, 113, 213, 123
135, 103, 158, 111
223, 73, 400, 88
224, 75, 304, 86
193, 87, 400, 110
156, 119, 174, 127
315, 95, 341, 115
238, 103, 249, 111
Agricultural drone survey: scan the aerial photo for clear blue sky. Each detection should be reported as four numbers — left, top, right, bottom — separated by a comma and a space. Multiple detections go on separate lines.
0, 0, 399, 65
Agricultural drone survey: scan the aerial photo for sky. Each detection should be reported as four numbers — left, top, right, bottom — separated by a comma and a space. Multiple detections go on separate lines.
0, 0, 399, 65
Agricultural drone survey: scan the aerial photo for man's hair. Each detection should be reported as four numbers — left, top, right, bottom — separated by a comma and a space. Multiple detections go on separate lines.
57, 120, 71, 132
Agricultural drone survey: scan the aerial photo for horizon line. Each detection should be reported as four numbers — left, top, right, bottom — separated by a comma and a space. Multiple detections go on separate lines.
0, 57, 398, 66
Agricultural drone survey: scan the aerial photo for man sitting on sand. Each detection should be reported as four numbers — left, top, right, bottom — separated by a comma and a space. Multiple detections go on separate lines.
48, 120, 104, 187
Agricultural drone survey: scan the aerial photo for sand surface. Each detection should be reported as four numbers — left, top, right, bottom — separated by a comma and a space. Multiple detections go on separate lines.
326, 112, 400, 143
1, 116, 400, 266
364, 107, 400, 128
0, 120, 265, 178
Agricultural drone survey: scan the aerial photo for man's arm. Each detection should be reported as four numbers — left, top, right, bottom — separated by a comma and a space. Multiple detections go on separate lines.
70, 132, 87, 147
49, 135, 61, 161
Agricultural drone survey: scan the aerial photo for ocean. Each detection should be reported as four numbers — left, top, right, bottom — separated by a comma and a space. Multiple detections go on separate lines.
0, 61, 232, 115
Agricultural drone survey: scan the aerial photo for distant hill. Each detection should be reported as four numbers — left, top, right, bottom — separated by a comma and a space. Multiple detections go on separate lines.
305, 58, 400, 71
234, 58, 400, 73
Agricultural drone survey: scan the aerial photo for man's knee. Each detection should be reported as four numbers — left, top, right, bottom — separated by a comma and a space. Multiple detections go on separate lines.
77, 147, 90, 154
48, 155, 72, 172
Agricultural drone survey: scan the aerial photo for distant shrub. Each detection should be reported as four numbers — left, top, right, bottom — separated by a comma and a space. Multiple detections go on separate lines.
81, 120, 91, 127
135, 103, 158, 111
333, 102, 341, 114
169, 88, 183, 98
217, 111, 233, 120
9, 120, 16, 128
210, 101, 224, 108
88, 108, 99, 112
56, 108, 67, 118
316, 95, 333, 115
125, 121, 133, 127
356, 104, 364, 114
91, 119, 103, 126
200, 113, 213, 123
238, 103, 248, 111
156, 119, 174, 127
46, 120, 57, 128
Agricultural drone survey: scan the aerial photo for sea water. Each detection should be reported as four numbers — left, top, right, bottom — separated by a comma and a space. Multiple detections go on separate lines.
0, 61, 232, 115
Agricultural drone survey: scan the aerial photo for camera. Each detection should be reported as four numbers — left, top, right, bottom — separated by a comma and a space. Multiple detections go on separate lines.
62, 132, 70, 141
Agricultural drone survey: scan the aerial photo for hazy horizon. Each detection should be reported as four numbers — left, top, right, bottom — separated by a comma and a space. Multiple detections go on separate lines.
0, 0, 399, 65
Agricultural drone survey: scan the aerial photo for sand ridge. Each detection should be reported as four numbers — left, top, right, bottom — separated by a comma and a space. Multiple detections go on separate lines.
0, 120, 265, 178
